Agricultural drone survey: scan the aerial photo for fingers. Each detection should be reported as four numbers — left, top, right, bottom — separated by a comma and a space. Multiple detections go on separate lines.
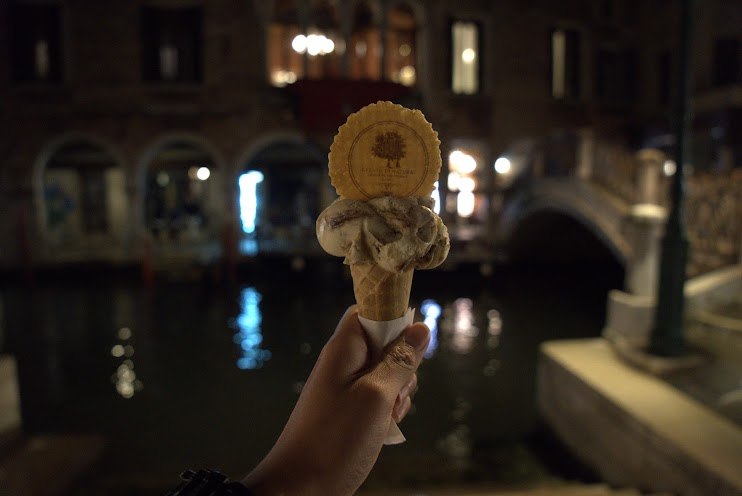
392, 374, 417, 423
398, 374, 417, 402
316, 306, 369, 379
365, 322, 429, 404
393, 396, 411, 423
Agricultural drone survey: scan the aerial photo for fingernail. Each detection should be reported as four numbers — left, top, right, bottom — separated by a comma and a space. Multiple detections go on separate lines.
405, 324, 430, 351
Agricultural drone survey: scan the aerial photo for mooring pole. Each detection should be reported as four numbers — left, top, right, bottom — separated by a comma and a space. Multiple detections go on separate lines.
649, 0, 694, 356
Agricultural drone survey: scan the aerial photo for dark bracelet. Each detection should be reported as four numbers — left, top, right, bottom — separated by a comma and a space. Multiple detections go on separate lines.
165, 469, 255, 496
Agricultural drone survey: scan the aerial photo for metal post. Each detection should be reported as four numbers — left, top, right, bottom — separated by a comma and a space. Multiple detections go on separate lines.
649, 0, 694, 356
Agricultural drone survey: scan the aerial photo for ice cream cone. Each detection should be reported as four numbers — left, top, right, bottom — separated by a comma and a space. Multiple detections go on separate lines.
350, 263, 413, 321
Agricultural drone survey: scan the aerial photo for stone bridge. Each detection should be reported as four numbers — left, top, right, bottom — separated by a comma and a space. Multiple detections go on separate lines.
496, 130, 741, 288
498, 178, 631, 267
495, 129, 742, 354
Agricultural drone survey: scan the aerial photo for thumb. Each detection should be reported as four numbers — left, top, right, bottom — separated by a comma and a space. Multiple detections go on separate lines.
368, 322, 430, 399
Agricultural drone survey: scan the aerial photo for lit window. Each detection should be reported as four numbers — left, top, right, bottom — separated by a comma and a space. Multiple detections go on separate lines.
9, 4, 63, 82
141, 7, 202, 82
34, 40, 50, 79
451, 21, 479, 94
446, 146, 488, 222
159, 44, 178, 81
268, 21, 304, 86
268, 1, 341, 85
550, 28, 581, 99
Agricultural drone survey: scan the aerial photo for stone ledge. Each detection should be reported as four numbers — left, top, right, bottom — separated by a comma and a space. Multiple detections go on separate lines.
537, 338, 742, 496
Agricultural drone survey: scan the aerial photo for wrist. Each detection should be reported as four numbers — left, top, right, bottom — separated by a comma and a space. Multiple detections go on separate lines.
242, 458, 330, 496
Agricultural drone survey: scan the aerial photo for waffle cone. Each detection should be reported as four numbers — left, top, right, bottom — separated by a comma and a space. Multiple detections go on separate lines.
350, 263, 413, 321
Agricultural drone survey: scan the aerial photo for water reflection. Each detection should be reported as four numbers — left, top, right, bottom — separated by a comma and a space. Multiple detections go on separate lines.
486, 308, 502, 350
1, 264, 619, 490
110, 326, 143, 399
239, 238, 259, 256
438, 424, 473, 464
442, 298, 479, 355
232, 287, 271, 370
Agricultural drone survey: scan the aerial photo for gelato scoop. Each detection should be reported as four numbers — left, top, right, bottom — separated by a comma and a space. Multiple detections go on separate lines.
318, 101, 448, 445
316, 196, 450, 273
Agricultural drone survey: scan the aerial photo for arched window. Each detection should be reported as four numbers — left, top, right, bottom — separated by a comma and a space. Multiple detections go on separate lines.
385, 3, 416, 86
43, 141, 123, 245
350, 1, 380, 80
267, 0, 303, 86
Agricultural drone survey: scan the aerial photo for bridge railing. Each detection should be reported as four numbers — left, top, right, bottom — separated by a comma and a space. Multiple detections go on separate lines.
686, 169, 742, 276
536, 129, 741, 279
590, 139, 641, 206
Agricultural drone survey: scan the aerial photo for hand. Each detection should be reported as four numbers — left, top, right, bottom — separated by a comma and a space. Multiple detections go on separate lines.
243, 305, 430, 496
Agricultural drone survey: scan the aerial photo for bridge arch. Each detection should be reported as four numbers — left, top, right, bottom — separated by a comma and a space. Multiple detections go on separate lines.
499, 180, 630, 267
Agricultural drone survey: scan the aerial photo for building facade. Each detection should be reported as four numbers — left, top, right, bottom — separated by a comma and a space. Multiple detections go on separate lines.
0, 0, 739, 271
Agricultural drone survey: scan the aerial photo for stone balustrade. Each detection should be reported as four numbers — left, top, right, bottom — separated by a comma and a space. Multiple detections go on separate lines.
686, 169, 742, 276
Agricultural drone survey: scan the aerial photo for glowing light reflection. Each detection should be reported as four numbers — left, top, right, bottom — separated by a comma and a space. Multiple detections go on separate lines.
111, 327, 142, 399
233, 287, 271, 370
486, 309, 502, 351
443, 298, 478, 354
239, 238, 258, 256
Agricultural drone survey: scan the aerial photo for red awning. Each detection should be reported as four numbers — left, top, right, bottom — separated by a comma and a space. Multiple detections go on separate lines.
287, 79, 412, 133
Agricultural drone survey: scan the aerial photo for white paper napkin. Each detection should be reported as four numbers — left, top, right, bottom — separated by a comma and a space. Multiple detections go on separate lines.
357, 307, 415, 445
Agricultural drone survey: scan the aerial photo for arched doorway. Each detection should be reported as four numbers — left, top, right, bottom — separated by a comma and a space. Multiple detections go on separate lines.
143, 140, 223, 248
237, 140, 327, 254
40, 139, 126, 254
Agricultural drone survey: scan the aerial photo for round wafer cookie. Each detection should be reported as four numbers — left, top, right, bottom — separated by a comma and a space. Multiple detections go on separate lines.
329, 101, 441, 200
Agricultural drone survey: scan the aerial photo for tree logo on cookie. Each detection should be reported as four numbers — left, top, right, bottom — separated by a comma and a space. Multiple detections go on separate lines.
371, 130, 407, 169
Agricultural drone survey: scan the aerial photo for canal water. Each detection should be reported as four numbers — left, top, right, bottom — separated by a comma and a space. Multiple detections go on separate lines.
1, 261, 622, 494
